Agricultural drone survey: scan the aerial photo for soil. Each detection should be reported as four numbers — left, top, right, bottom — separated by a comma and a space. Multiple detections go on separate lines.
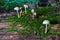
0, 23, 59, 40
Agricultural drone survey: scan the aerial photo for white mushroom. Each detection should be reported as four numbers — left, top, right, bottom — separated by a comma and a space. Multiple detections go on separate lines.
31, 9, 34, 13
43, 20, 50, 33
20, 7, 22, 17
14, 7, 20, 18
24, 4, 28, 13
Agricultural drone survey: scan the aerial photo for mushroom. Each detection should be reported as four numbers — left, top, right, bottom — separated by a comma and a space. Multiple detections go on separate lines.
24, 4, 28, 13
43, 20, 50, 33
31, 9, 34, 13
20, 7, 22, 17
14, 7, 20, 18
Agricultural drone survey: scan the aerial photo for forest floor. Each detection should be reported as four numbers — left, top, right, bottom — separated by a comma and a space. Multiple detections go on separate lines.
0, 22, 59, 40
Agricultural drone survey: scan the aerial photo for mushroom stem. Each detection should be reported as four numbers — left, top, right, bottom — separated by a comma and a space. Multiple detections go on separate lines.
17, 10, 20, 18
25, 8, 26, 13
20, 10, 22, 17
45, 24, 48, 33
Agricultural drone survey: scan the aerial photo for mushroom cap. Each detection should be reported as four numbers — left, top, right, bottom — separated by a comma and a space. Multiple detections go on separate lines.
31, 9, 34, 13
43, 20, 50, 24
20, 7, 22, 9
24, 4, 28, 8
14, 7, 19, 11
33, 12, 36, 16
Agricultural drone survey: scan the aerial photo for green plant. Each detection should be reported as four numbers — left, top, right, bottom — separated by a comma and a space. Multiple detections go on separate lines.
35, 7, 55, 16
5, 8, 59, 37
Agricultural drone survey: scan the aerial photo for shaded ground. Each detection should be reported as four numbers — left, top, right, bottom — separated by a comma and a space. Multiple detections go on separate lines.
0, 22, 11, 28
0, 22, 59, 40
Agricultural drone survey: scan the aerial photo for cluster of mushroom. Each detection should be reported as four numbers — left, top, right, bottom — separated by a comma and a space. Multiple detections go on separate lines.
14, 4, 37, 19
14, 7, 22, 18
14, 4, 50, 34
31, 9, 36, 19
